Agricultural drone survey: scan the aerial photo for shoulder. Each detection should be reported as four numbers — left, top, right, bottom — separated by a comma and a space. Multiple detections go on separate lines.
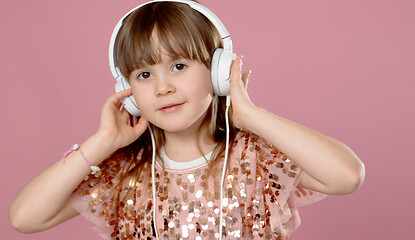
231, 131, 301, 193
230, 131, 295, 179
233, 131, 285, 158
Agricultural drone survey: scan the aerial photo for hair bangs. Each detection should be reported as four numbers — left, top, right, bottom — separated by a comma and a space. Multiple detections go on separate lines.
116, 2, 222, 80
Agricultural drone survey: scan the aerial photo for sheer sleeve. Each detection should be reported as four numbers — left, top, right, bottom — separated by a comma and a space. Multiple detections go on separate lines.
251, 133, 326, 236
70, 154, 127, 239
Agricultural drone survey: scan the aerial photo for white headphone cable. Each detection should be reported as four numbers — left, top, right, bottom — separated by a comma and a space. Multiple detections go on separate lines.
219, 95, 231, 239
149, 123, 160, 240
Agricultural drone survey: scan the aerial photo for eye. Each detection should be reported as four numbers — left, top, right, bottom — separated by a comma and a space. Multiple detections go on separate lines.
137, 71, 152, 80
173, 63, 187, 71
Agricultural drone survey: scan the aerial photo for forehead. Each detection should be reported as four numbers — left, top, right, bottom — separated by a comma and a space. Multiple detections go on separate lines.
138, 27, 190, 66
149, 29, 174, 58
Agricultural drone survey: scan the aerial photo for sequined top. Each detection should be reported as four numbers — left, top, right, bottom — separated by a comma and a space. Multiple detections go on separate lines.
71, 131, 326, 240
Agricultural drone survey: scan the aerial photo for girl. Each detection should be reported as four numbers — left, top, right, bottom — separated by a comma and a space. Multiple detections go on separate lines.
9, 0, 365, 239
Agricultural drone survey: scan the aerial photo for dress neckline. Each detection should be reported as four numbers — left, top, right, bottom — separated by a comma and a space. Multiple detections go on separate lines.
156, 147, 213, 172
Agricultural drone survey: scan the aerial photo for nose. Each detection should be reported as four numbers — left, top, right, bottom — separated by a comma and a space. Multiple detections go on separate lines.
155, 75, 175, 97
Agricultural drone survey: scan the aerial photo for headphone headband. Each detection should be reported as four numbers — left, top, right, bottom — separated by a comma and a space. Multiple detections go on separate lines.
109, 0, 236, 116
108, 0, 233, 80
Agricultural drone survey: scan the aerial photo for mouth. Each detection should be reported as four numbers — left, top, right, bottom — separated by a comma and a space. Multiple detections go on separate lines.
159, 103, 185, 113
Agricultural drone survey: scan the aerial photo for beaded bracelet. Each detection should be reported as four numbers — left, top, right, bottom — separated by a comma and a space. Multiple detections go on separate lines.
63, 144, 101, 174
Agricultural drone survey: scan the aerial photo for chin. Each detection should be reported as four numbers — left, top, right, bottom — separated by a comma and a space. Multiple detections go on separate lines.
147, 107, 209, 133
158, 122, 196, 133
153, 115, 204, 133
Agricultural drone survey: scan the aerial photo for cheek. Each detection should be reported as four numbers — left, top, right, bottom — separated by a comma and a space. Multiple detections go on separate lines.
189, 79, 214, 106
131, 86, 151, 111
204, 77, 214, 94
190, 72, 213, 96
203, 69, 214, 94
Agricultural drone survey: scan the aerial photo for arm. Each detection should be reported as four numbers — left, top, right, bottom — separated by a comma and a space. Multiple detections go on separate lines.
9, 133, 113, 233
241, 108, 364, 194
229, 55, 365, 195
9, 89, 148, 233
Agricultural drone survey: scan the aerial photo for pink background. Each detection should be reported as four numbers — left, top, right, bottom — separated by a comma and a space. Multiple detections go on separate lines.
1, 0, 414, 239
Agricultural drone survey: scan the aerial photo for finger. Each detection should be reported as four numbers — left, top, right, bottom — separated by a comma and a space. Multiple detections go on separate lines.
231, 55, 243, 74
230, 55, 243, 86
107, 89, 133, 108
131, 115, 138, 126
133, 116, 149, 136
121, 107, 130, 122
241, 69, 251, 90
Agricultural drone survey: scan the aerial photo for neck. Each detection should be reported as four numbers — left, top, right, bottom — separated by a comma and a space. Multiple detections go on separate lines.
163, 123, 216, 162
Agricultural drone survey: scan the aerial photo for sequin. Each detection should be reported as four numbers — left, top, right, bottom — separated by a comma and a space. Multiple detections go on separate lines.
181, 181, 188, 190
288, 172, 296, 178
182, 225, 189, 237
91, 190, 99, 199
72, 131, 324, 240
223, 198, 228, 207
229, 203, 234, 210
214, 208, 220, 215
195, 190, 203, 198
168, 221, 175, 228
188, 174, 196, 183
128, 179, 135, 187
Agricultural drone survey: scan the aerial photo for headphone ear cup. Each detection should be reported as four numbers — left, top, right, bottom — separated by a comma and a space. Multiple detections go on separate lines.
211, 48, 237, 96
115, 77, 142, 116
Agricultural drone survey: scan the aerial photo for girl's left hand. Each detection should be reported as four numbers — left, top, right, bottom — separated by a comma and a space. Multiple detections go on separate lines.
229, 55, 256, 130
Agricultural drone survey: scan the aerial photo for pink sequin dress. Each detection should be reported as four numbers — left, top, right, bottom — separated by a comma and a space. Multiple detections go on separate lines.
71, 131, 326, 239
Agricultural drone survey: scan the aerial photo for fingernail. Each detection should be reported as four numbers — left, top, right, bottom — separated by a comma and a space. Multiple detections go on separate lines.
248, 70, 252, 77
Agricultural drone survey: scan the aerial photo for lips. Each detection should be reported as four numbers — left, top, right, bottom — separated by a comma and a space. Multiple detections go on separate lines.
159, 102, 184, 113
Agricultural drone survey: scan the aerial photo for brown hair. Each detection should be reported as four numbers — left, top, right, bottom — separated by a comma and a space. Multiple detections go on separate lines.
111, 1, 239, 180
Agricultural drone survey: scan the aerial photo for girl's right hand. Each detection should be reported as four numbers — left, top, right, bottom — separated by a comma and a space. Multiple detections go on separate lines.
97, 89, 148, 152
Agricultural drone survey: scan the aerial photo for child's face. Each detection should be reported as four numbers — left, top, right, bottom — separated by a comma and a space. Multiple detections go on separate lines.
129, 52, 213, 134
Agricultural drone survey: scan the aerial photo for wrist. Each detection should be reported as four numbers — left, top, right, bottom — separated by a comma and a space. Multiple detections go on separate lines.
239, 106, 267, 133
82, 132, 118, 165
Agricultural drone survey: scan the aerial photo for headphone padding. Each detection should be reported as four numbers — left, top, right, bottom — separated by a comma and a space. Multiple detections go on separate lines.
211, 48, 236, 96
115, 77, 142, 116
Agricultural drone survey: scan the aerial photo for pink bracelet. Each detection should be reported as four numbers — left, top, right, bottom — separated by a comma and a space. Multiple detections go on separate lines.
63, 144, 101, 174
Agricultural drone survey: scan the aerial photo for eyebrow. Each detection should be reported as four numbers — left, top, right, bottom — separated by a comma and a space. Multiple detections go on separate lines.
132, 57, 190, 73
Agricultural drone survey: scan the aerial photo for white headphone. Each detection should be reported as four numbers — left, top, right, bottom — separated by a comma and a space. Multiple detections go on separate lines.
108, 0, 236, 116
